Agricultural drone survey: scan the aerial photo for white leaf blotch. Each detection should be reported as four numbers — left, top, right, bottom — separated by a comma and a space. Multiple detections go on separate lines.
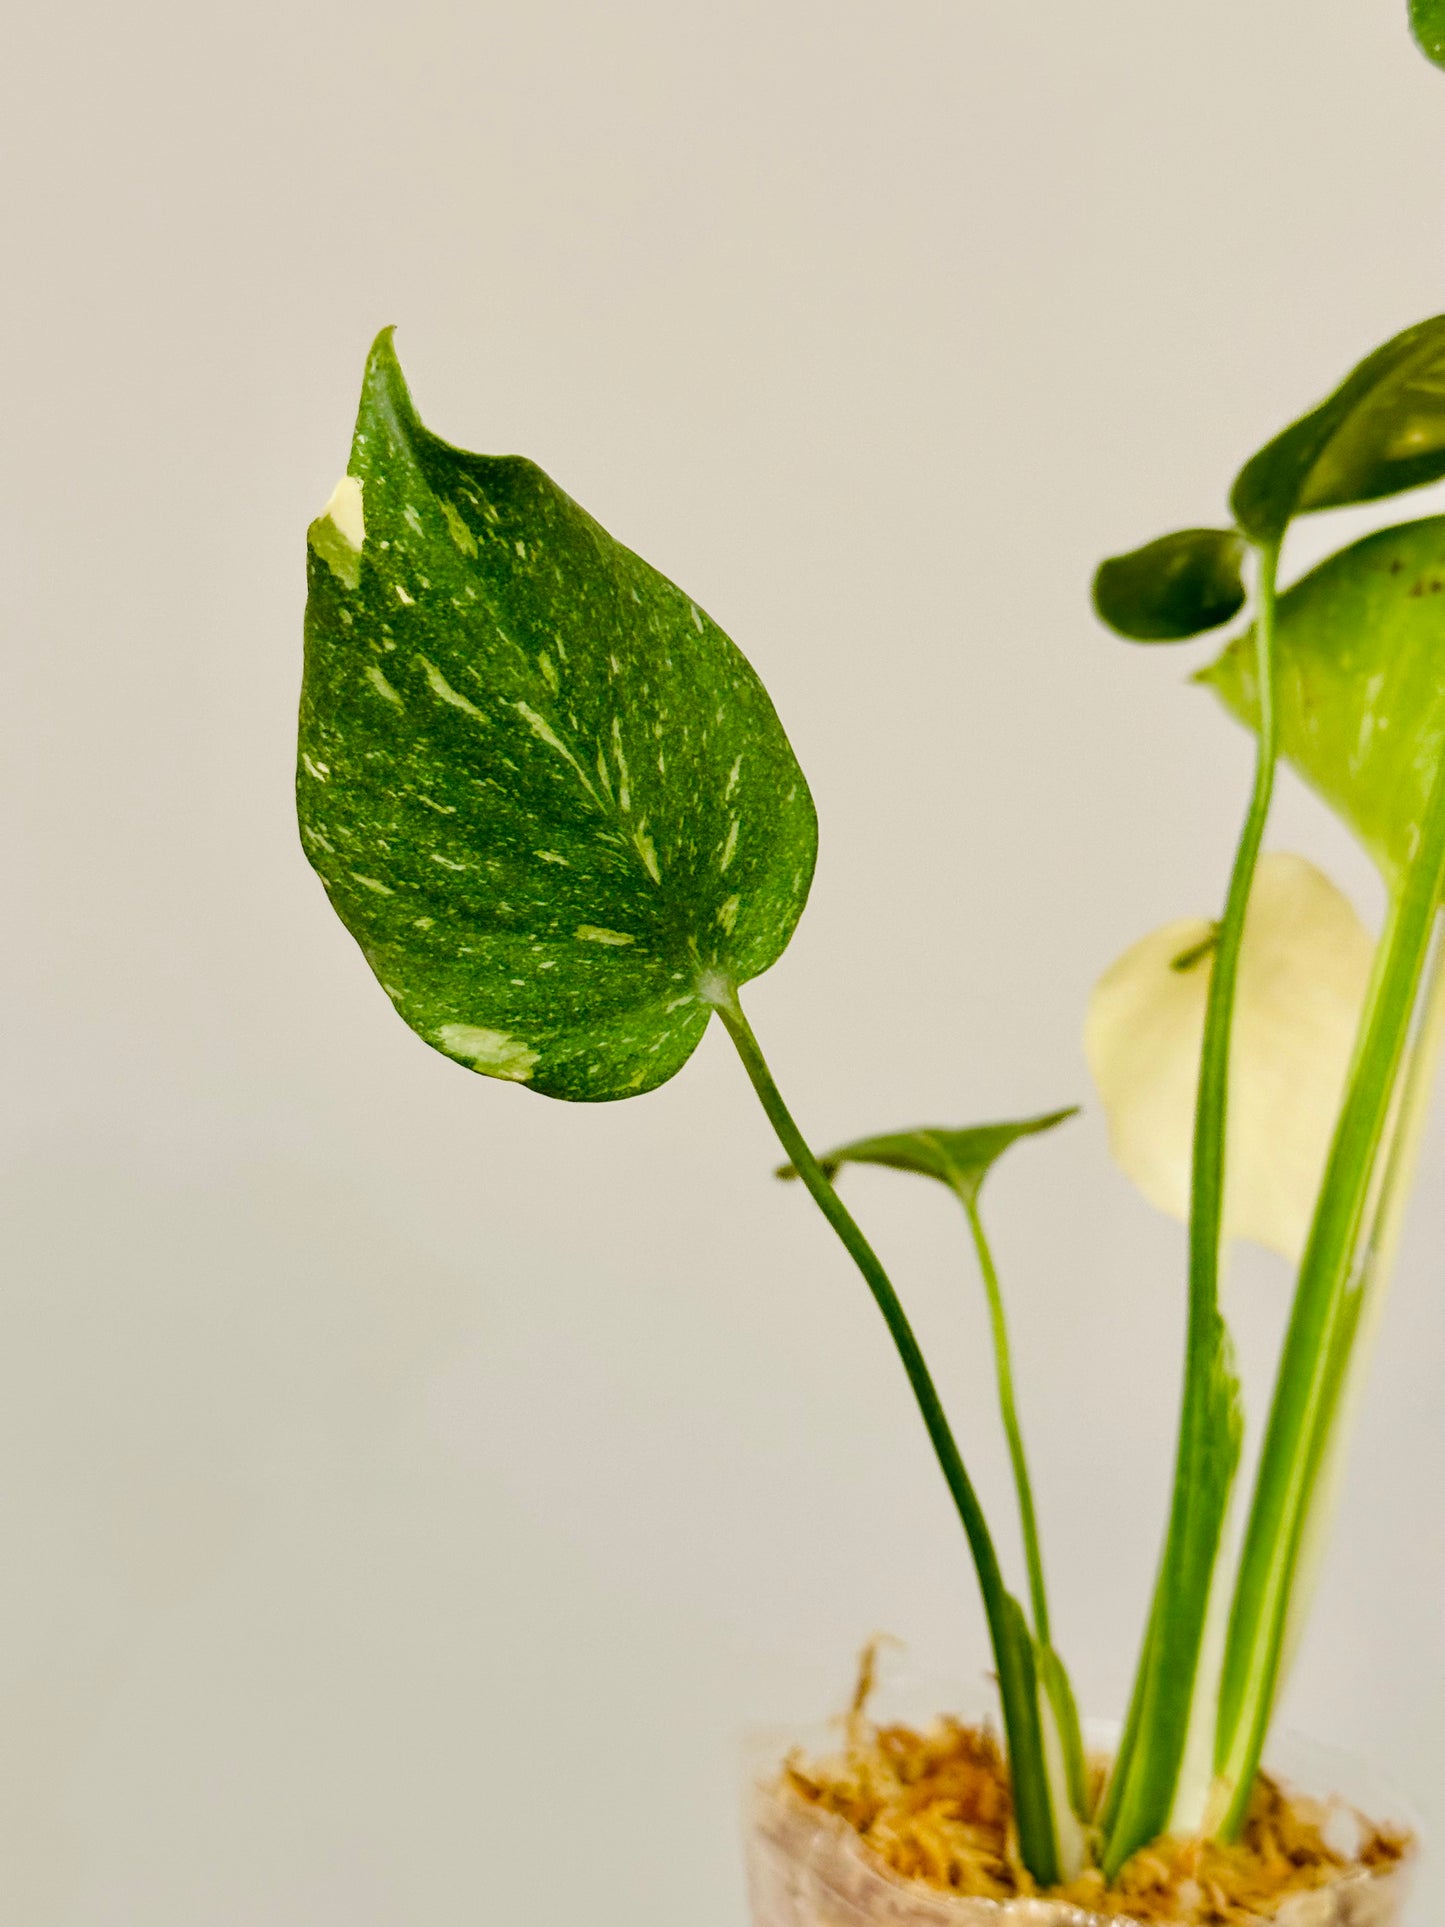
322, 473, 366, 550
436, 1023, 539, 1082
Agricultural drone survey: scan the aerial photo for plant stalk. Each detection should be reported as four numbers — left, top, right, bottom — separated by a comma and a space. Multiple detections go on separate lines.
1269, 916, 1445, 1707
709, 984, 1061, 1884
1101, 537, 1281, 1875
1214, 749, 1445, 1833
963, 1196, 1052, 1646
963, 1195, 1090, 1828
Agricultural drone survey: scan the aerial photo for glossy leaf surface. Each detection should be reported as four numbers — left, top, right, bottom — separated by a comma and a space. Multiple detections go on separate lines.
1231, 317, 1445, 542
1093, 528, 1247, 642
1200, 517, 1445, 892
299, 332, 817, 1101
780, 1109, 1078, 1203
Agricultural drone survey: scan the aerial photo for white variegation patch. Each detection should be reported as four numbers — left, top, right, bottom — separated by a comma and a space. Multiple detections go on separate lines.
1085, 853, 1374, 1261
323, 473, 366, 549
308, 475, 367, 589
436, 1023, 539, 1082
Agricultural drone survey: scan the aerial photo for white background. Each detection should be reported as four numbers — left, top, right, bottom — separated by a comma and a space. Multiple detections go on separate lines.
4, 2, 1444, 1921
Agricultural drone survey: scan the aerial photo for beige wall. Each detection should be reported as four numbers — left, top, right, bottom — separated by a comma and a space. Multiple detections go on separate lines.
4, 2, 1444, 1920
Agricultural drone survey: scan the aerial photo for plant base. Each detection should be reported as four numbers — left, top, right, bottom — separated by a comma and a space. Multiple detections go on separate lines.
744, 1715, 1414, 1927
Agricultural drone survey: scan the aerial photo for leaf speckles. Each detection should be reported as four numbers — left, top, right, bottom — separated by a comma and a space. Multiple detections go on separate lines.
298, 329, 816, 1101
441, 499, 478, 555
575, 925, 637, 946
633, 824, 661, 882
365, 664, 404, 706
419, 656, 487, 723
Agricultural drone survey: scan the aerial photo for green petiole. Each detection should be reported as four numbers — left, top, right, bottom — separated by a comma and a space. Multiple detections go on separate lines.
1270, 916, 1445, 1699
1101, 538, 1281, 1877
707, 982, 1063, 1886
961, 1195, 1089, 1824
1214, 748, 1445, 1835
963, 1198, 1052, 1646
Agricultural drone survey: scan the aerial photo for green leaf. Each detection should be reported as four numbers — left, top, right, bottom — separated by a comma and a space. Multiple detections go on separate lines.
298, 331, 818, 1102
1092, 529, 1247, 643
1411, 0, 1445, 68
778, 1109, 1078, 1203
1199, 516, 1445, 892
1230, 316, 1445, 542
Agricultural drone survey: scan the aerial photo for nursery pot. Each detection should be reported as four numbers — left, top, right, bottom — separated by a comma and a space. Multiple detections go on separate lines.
742, 1708, 1417, 1927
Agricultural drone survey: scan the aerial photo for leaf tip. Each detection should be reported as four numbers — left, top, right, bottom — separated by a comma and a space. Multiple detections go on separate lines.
355, 325, 420, 447
365, 322, 401, 369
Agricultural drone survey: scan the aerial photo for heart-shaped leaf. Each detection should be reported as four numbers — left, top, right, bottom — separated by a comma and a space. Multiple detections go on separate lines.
1231, 316, 1445, 543
1199, 516, 1445, 892
298, 331, 818, 1101
780, 1109, 1078, 1204
1093, 528, 1247, 643
1411, 0, 1445, 68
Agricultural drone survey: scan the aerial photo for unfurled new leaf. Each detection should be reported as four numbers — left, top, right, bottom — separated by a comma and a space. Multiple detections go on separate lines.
299, 332, 817, 1102
1200, 517, 1445, 892
1092, 529, 1247, 643
1231, 317, 1445, 542
778, 1109, 1078, 1203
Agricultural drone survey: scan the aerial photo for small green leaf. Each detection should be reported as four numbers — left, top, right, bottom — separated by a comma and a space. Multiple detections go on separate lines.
298, 331, 818, 1101
1231, 317, 1445, 542
1199, 516, 1445, 892
778, 1109, 1078, 1203
1411, 0, 1445, 69
1092, 529, 1247, 643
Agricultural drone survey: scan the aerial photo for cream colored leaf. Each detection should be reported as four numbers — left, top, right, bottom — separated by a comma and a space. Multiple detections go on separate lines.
1084, 854, 1374, 1261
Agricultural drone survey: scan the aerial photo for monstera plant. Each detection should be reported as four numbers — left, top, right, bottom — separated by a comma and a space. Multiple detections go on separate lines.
297, 27, 1445, 1914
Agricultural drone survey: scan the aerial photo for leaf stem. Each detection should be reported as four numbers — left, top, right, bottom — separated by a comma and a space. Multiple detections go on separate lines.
1266, 917, 1445, 1716
1101, 537, 1281, 1874
962, 1196, 1092, 1831
709, 984, 1061, 1885
1214, 752, 1445, 1835
963, 1197, 1052, 1647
